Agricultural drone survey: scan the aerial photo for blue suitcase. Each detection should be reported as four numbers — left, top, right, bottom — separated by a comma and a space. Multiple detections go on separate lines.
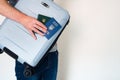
0, 0, 70, 77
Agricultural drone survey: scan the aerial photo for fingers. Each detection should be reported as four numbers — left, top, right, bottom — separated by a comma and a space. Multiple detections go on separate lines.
36, 21, 47, 30
29, 26, 46, 40
32, 27, 45, 36
33, 24, 47, 33
29, 21, 47, 40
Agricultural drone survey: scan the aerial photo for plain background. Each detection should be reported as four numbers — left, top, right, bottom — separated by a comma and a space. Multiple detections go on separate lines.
0, 0, 120, 80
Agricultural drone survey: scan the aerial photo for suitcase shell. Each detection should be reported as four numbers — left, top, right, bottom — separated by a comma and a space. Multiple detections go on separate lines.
0, 0, 70, 67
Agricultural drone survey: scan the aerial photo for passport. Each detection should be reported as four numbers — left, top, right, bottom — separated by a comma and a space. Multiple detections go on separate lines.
37, 14, 51, 24
37, 14, 62, 39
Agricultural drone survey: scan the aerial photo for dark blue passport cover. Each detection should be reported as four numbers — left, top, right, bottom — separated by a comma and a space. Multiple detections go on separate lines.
45, 18, 62, 39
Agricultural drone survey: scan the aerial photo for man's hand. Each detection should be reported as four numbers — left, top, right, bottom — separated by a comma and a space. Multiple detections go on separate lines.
20, 15, 47, 40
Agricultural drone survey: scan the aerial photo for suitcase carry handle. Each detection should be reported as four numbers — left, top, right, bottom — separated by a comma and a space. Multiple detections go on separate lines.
0, 49, 3, 54
3, 47, 18, 60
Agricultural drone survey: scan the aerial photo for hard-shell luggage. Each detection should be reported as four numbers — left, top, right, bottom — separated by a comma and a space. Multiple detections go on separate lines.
0, 0, 70, 77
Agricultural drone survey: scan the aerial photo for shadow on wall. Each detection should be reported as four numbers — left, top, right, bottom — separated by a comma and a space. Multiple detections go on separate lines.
57, 27, 71, 80
55, 0, 72, 80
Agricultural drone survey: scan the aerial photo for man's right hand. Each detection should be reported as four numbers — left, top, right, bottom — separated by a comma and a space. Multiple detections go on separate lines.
20, 15, 47, 40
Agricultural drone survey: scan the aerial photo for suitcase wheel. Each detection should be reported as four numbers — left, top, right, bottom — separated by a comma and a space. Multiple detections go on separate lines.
0, 49, 3, 54
23, 65, 34, 77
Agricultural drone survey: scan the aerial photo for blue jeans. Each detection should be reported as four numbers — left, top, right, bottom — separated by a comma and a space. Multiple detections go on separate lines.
15, 51, 58, 80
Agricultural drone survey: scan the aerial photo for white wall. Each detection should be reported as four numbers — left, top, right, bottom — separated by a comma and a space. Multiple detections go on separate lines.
0, 0, 120, 80
57, 0, 120, 80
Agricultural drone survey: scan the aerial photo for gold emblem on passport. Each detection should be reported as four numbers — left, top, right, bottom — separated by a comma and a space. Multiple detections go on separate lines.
42, 19, 46, 23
